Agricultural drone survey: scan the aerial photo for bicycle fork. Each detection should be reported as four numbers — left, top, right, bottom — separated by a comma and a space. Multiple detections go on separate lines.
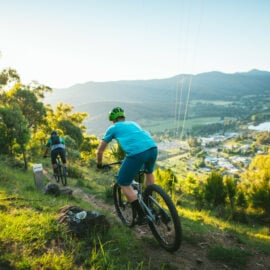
131, 180, 156, 223
138, 196, 157, 222
140, 193, 171, 225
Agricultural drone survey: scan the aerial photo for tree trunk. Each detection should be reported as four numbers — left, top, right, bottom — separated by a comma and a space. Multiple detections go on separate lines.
23, 151, 28, 170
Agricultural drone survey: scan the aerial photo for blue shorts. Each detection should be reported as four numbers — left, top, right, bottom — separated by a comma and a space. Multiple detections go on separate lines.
117, 147, 158, 186
51, 148, 66, 164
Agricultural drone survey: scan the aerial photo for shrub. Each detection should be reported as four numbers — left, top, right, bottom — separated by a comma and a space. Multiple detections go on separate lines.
203, 171, 226, 208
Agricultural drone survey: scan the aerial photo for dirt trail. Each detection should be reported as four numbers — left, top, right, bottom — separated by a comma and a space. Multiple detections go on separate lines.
44, 171, 270, 270
72, 188, 270, 270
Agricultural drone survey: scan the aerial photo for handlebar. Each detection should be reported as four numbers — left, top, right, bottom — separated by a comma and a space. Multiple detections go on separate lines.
106, 161, 122, 166
100, 161, 122, 170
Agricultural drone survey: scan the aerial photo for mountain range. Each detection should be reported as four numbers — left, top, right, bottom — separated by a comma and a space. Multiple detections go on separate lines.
44, 69, 270, 136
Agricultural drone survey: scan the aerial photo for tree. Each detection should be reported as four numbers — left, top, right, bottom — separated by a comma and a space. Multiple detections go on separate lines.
155, 168, 178, 197
44, 102, 88, 148
58, 119, 83, 147
80, 134, 99, 161
203, 171, 226, 208
0, 105, 30, 167
26, 81, 52, 99
242, 155, 270, 216
47, 102, 88, 133
223, 175, 237, 211
7, 85, 47, 129
0, 68, 20, 89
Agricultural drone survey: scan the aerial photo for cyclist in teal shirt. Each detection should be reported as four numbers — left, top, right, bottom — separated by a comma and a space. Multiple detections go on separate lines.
97, 107, 158, 225
43, 130, 68, 176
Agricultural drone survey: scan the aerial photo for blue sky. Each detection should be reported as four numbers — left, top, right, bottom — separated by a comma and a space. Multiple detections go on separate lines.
0, 0, 269, 88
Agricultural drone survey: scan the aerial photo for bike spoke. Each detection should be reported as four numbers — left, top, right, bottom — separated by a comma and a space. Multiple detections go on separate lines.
113, 184, 134, 227
145, 184, 182, 252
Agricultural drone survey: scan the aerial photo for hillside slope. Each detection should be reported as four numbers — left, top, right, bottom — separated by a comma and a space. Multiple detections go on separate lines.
40, 167, 270, 270
1, 158, 270, 269
46, 69, 270, 105
43, 167, 270, 270
44, 69, 270, 135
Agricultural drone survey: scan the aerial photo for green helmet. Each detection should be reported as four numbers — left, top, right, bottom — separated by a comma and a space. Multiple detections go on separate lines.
108, 107, 125, 121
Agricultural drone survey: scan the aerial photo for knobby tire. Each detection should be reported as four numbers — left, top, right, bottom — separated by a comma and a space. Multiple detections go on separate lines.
54, 159, 67, 186
54, 166, 60, 183
113, 183, 134, 227
59, 165, 67, 186
144, 184, 182, 252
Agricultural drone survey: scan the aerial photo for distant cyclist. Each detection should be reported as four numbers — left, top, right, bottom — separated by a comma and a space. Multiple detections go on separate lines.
43, 131, 68, 176
97, 107, 158, 225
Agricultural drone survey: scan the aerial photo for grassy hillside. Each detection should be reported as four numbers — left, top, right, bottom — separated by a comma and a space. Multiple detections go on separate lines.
1, 155, 270, 270
0, 157, 147, 270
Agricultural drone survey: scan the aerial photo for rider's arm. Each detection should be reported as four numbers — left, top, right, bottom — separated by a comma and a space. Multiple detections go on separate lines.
97, 140, 108, 167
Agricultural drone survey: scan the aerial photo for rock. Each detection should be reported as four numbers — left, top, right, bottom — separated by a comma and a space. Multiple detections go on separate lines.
57, 205, 110, 237
44, 183, 60, 196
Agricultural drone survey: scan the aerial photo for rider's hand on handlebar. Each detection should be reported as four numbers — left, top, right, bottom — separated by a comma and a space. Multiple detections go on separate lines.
97, 163, 112, 170
102, 164, 112, 170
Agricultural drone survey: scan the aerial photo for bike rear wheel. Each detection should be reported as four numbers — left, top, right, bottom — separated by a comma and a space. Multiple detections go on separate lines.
113, 183, 134, 227
144, 184, 182, 252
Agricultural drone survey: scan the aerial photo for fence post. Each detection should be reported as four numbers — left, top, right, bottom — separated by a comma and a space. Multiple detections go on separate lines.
33, 164, 44, 191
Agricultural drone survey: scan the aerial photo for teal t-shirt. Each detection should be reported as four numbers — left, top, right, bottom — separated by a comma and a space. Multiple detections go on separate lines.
102, 121, 156, 156
45, 137, 65, 151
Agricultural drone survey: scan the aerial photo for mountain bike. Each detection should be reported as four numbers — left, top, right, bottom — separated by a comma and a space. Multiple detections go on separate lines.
104, 161, 182, 252
54, 155, 67, 186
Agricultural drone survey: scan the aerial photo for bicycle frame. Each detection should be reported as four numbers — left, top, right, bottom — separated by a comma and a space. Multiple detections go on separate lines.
109, 162, 172, 224
132, 171, 157, 223
108, 160, 182, 252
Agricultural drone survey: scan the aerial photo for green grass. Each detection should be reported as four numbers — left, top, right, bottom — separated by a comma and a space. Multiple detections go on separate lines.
0, 159, 151, 270
1, 155, 270, 269
207, 246, 251, 269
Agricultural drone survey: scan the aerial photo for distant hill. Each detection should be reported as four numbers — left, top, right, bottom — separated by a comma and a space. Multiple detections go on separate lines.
44, 69, 270, 135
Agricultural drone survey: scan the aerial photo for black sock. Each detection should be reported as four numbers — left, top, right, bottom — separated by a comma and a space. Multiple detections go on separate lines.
131, 199, 144, 217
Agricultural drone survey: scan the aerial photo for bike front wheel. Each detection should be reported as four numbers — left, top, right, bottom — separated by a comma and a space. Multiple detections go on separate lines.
59, 165, 67, 186
54, 167, 60, 183
61, 172, 67, 186
113, 183, 134, 227
144, 184, 182, 252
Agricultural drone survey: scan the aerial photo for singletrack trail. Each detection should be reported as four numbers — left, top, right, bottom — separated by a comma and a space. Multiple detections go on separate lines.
44, 170, 270, 270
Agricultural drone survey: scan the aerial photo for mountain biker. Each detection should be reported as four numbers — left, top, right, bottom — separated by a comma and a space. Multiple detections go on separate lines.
96, 107, 158, 225
43, 131, 68, 176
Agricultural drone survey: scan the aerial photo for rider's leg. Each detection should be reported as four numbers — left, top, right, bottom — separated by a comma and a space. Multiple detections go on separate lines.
60, 148, 67, 167
144, 147, 158, 186
146, 173, 155, 185
121, 185, 137, 202
121, 185, 147, 225
60, 149, 68, 175
118, 155, 148, 224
